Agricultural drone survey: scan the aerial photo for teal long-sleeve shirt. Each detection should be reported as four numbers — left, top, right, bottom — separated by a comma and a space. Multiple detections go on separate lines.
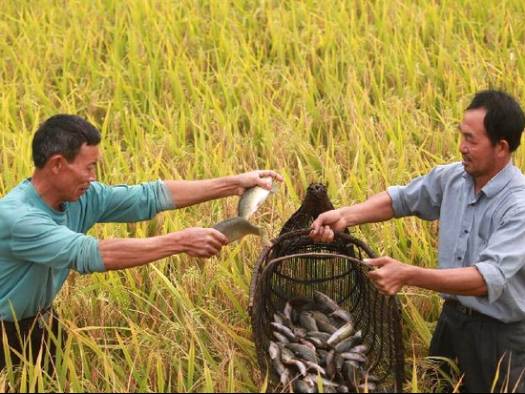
0, 179, 174, 321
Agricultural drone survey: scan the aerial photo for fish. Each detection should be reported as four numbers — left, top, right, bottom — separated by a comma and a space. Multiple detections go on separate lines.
283, 302, 293, 321
304, 360, 326, 376
279, 367, 290, 386
330, 308, 353, 323
280, 346, 308, 376
325, 350, 336, 379
213, 217, 264, 243
268, 341, 280, 360
340, 352, 368, 363
273, 331, 290, 344
299, 312, 319, 332
271, 322, 296, 341
326, 321, 355, 346
273, 313, 284, 325
304, 336, 324, 348
237, 176, 278, 219
343, 362, 360, 385
313, 291, 340, 312
293, 327, 308, 338
267, 291, 381, 392
306, 331, 331, 342
349, 344, 369, 354
358, 382, 377, 392
334, 336, 360, 353
310, 311, 338, 334
275, 312, 294, 329
294, 380, 316, 393
286, 343, 319, 364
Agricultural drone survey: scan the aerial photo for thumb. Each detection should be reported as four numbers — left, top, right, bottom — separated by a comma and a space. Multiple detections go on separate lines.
255, 175, 272, 190
363, 257, 389, 268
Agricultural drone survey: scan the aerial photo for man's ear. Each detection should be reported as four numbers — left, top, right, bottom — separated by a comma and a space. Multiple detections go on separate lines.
47, 155, 66, 175
497, 139, 510, 156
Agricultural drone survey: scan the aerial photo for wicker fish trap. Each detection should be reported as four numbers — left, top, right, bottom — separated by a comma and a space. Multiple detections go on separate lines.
249, 193, 404, 392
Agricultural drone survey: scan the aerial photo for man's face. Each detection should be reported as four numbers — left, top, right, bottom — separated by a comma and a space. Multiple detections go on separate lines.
56, 144, 101, 202
458, 108, 501, 178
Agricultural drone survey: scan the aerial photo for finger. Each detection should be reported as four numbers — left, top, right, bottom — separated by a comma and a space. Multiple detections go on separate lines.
209, 229, 229, 245
205, 245, 221, 256
257, 170, 284, 183
310, 218, 323, 234
207, 238, 225, 250
320, 226, 334, 243
363, 257, 389, 268
316, 225, 328, 241
309, 228, 321, 241
367, 270, 379, 281
254, 176, 273, 190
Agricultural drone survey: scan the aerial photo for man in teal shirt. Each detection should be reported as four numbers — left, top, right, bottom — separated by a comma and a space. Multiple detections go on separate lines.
0, 114, 282, 369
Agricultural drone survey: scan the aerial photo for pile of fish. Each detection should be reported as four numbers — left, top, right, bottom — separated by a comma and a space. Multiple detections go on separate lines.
268, 291, 380, 393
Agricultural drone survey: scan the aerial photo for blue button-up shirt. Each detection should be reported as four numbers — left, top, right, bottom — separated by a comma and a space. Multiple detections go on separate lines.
387, 161, 525, 323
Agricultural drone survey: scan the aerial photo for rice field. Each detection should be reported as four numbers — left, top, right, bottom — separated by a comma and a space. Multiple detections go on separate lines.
1, 0, 525, 391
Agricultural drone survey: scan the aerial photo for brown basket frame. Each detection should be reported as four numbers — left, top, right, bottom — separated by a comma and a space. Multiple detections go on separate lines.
249, 229, 405, 392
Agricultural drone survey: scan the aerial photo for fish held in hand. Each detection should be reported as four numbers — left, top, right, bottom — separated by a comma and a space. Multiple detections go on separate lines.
237, 176, 278, 219
213, 217, 263, 243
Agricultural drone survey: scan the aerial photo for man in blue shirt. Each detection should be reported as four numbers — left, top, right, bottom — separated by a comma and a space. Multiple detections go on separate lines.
0, 114, 282, 371
311, 90, 525, 392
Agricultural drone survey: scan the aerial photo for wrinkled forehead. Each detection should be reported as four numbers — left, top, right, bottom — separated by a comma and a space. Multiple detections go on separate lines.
73, 143, 102, 164
460, 108, 487, 136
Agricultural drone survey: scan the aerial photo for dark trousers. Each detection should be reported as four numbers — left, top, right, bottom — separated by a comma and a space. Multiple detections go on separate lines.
430, 301, 525, 393
0, 309, 64, 373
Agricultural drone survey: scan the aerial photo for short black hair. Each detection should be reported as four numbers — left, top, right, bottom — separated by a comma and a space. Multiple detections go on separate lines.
466, 90, 525, 152
32, 114, 101, 168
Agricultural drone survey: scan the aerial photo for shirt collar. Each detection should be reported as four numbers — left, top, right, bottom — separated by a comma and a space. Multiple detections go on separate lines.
462, 161, 515, 200
25, 178, 67, 217
481, 161, 515, 198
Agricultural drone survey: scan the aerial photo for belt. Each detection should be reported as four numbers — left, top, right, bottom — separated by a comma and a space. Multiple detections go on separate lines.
444, 299, 484, 317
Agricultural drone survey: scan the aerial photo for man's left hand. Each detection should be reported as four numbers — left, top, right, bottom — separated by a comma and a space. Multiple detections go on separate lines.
365, 256, 414, 296
233, 170, 284, 195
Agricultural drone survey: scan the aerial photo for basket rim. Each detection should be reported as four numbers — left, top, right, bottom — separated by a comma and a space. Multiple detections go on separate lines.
267, 228, 378, 259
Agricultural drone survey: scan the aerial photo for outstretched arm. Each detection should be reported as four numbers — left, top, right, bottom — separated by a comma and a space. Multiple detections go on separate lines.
310, 191, 395, 242
164, 170, 283, 208
365, 256, 487, 296
99, 228, 228, 270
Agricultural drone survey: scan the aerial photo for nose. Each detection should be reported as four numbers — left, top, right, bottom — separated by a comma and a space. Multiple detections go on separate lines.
459, 140, 468, 155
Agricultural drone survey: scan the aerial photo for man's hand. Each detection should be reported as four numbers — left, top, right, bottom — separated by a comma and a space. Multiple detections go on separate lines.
232, 170, 284, 195
365, 256, 413, 296
309, 209, 348, 242
173, 228, 228, 258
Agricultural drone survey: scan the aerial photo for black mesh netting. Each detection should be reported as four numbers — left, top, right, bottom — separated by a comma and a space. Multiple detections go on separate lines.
248, 187, 405, 392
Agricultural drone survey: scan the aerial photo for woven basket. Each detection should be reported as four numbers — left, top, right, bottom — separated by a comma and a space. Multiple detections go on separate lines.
249, 229, 404, 392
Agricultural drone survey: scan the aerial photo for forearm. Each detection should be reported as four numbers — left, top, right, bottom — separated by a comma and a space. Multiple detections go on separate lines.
341, 191, 395, 226
99, 235, 182, 271
164, 177, 239, 208
406, 266, 488, 296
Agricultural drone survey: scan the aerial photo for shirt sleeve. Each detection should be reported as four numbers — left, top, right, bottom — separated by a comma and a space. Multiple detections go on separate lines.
475, 207, 525, 303
386, 165, 448, 220
89, 180, 175, 223
10, 213, 106, 274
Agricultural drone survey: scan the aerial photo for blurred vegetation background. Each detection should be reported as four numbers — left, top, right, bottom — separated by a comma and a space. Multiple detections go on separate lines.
1, 0, 524, 391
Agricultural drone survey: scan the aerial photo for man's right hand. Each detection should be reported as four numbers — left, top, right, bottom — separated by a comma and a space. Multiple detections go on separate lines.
174, 228, 228, 258
309, 209, 348, 243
